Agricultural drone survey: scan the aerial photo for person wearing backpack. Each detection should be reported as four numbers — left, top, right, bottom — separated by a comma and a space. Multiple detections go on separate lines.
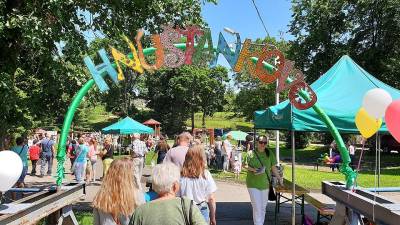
11, 137, 29, 187
245, 136, 283, 225
39, 133, 55, 177
68, 140, 78, 173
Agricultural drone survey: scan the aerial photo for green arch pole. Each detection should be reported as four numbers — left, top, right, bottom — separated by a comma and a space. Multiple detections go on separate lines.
249, 58, 356, 188
57, 43, 355, 188
298, 90, 356, 188
56, 45, 186, 186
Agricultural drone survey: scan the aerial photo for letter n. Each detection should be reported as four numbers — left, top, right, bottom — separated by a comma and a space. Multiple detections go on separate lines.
210, 32, 242, 68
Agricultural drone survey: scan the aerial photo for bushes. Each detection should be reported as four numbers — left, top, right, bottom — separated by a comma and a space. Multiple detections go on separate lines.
285, 132, 311, 149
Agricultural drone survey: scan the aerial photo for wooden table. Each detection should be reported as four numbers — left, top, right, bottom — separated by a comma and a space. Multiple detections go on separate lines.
305, 193, 336, 224
274, 179, 309, 225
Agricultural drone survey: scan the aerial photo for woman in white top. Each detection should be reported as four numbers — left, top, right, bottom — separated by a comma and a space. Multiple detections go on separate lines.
347, 141, 356, 169
222, 135, 233, 172
180, 145, 217, 225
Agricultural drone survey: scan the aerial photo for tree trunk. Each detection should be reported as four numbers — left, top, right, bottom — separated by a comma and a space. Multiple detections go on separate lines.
191, 110, 195, 132
0, 128, 8, 150
202, 111, 206, 128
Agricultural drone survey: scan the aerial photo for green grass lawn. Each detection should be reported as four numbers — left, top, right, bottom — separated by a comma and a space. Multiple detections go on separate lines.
185, 112, 253, 131
283, 165, 400, 190
75, 212, 93, 225
209, 165, 400, 191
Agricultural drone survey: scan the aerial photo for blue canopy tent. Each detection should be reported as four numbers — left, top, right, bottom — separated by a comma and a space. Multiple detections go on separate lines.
254, 55, 400, 133
102, 117, 154, 134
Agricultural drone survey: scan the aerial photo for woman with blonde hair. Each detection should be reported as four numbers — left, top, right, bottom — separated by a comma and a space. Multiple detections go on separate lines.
93, 157, 144, 225
180, 145, 217, 225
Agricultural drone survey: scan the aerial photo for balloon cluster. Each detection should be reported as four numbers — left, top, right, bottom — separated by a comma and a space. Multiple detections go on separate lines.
0, 151, 23, 192
355, 88, 400, 142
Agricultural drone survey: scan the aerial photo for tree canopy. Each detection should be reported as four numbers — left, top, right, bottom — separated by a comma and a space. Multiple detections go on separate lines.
289, 0, 400, 88
0, 0, 214, 148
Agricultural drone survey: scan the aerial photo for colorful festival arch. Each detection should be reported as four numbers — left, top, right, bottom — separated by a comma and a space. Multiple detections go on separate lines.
56, 25, 356, 187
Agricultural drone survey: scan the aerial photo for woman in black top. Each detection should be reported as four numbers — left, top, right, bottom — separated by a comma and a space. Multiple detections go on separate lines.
155, 138, 170, 164
101, 138, 114, 176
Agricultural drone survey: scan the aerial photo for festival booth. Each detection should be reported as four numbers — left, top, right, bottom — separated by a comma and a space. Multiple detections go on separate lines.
254, 55, 400, 132
142, 119, 161, 137
254, 55, 400, 225
102, 116, 154, 134
102, 117, 154, 155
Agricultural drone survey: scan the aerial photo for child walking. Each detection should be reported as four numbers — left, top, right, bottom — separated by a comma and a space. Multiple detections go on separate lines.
233, 156, 241, 180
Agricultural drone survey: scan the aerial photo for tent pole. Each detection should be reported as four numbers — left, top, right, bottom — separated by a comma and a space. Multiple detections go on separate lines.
291, 130, 296, 225
275, 80, 280, 165
253, 127, 256, 145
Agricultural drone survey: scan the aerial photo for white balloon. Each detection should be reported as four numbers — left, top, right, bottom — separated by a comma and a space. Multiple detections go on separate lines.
362, 88, 393, 119
0, 151, 23, 192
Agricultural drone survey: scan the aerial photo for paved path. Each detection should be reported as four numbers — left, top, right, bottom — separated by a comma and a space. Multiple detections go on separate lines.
23, 158, 400, 225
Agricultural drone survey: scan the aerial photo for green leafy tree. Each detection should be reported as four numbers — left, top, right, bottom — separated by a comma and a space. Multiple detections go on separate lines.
146, 65, 228, 135
233, 37, 291, 120
0, 0, 215, 148
289, 0, 400, 87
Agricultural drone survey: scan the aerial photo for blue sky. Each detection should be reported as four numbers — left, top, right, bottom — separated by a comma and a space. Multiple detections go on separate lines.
201, 0, 293, 85
202, 0, 293, 42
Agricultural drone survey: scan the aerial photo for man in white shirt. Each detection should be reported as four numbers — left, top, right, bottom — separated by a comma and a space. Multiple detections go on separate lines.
131, 133, 148, 189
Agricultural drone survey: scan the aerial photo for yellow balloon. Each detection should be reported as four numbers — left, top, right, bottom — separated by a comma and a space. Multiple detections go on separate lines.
355, 107, 382, 138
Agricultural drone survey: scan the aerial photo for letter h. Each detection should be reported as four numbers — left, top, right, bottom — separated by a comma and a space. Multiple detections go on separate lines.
84, 48, 118, 92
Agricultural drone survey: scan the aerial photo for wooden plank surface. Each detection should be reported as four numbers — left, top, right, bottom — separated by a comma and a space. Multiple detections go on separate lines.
275, 179, 309, 195
305, 193, 336, 215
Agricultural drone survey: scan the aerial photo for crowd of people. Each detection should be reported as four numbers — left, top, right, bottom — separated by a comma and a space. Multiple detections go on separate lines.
92, 131, 283, 225
9, 133, 57, 188
7, 129, 283, 225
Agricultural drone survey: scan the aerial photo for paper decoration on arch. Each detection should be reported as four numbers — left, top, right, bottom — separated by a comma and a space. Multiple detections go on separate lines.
82, 24, 318, 110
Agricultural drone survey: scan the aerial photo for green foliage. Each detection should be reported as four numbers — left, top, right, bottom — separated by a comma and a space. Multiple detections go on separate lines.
289, 0, 400, 87
285, 131, 311, 149
233, 37, 290, 120
0, 0, 214, 148
234, 84, 276, 121
185, 112, 253, 131
145, 65, 228, 135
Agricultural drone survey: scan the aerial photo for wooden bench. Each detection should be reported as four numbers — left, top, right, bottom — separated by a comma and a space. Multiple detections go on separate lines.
305, 192, 336, 224
275, 179, 309, 224
314, 160, 340, 171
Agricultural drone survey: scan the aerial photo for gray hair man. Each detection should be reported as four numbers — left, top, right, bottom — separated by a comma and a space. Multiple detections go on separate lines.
163, 132, 192, 168
39, 133, 55, 177
131, 133, 148, 189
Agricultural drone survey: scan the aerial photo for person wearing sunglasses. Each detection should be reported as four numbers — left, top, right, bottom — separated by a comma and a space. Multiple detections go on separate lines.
245, 136, 283, 225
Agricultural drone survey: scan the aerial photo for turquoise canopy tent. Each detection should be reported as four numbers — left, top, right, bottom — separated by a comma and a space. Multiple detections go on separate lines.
102, 117, 154, 134
254, 55, 400, 132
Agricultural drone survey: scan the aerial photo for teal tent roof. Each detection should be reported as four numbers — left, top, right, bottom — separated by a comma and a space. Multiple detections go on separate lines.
102, 117, 154, 134
254, 55, 400, 133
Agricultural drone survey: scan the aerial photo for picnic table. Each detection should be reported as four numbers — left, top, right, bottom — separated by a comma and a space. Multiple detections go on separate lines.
305, 192, 336, 224
274, 179, 309, 225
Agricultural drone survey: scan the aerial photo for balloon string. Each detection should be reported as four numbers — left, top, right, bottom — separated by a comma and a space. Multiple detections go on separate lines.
352, 138, 366, 192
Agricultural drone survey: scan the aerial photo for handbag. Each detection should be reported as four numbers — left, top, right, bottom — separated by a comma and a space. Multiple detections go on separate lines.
180, 197, 193, 225
253, 150, 277, 201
